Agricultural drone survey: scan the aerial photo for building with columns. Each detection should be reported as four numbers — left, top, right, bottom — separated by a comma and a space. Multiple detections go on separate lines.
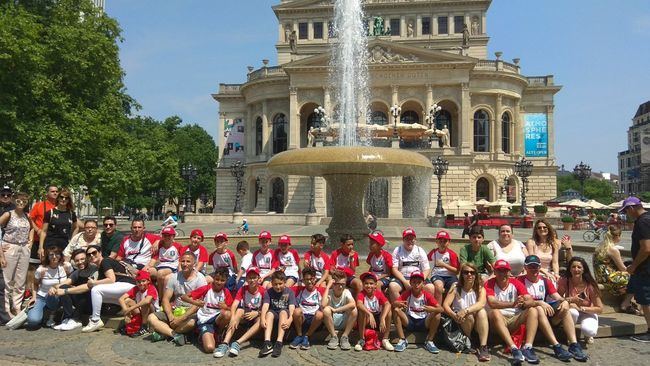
212, 0, 560, 223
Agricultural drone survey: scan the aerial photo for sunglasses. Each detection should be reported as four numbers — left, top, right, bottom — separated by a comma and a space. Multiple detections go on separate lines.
104, 223, 115, 227
461, 270, 476, 275
58, 196, 70, 201
15, 199, 27, 205
85, 226, 97, 230
87, 250, 99, 257
526, 264, 541, 269
0, 194, 11, 198
536, 226, 548, 230
333, 282, 346, 286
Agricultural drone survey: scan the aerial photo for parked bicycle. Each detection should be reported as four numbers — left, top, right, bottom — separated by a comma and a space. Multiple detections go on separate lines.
583, 226, 607, 242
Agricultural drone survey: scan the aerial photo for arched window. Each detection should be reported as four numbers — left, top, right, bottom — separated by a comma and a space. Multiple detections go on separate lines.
255, 117, 263, 155
476, 177, 490, 201
307, 112, 321, 129
269, 178, 285, 213
502, 112, 511, 154
473, 109, 490, 152
370, 111, 388, 125
435, 110, 452, 146
400, 110, 419, 124
272, 113, 287, 154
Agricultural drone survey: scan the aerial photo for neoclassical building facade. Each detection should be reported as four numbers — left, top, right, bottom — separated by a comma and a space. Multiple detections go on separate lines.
212, 0, 560, 221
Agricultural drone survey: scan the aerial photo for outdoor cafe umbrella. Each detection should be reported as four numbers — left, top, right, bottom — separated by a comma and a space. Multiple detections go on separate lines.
486, 199, 513, 208
584, 199, 607, 209
475, 199, 490, 206
559, 199, 589, 208
445, 199, 475, 216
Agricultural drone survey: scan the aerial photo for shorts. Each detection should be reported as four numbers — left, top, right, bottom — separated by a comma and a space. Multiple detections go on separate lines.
405, 314, 427, 332
379, 277, 392, 288
346, 275, 357, 287
153, 311, 170, 322
197, 314, 221, 337
628, 270, 650, 305
269, 308, 290, 319
430, 275, 458, 291
332, 312, 348, 330
302, 313, 321, 332
503, 311, 525, 328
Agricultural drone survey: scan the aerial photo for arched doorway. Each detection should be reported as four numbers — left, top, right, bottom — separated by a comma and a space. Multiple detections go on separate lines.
476, 177, 491, 201
364, 178, 388, 218
269, 177, 285, 213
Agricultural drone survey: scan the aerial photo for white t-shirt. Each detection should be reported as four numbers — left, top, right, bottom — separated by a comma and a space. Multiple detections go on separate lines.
327, 288, 353, 310
190, 285, 233, 324
392, 245, 430, 279
485, 278, 528, 316
156, 242, 183, 271
166, 271, 207, 308
118, 233, 158, 267
275, 249, 300, 278
35, 263, 73, 297
240, 252, 253, 273
487, 240, 527, 276
451, 288, 478, 313
294, 286, 325, 315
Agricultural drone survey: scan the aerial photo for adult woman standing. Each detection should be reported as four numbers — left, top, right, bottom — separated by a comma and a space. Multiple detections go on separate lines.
487, 224, 528, 276
38, 188, 81, 260
557, 257, 603, 345
526, 219, 560, 281
442, 262, 490, 362
0, 192, 34, 316
593, 225, 636, 313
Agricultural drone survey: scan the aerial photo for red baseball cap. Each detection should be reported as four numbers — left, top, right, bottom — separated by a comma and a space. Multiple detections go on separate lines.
214, 232, 228, 241
190, 229, 204, 239
360, 272, 378, 282
435, 230, 451, 240
135, 270, 151, 281
368, 231, 386, 247
161, 226, 176, 236
402, 227, 416, 238
258, 231, 272, 240
278, 235, 291, 245
493, 259, 512, 271
246, 266, 261, 276
410, 271, 425, 280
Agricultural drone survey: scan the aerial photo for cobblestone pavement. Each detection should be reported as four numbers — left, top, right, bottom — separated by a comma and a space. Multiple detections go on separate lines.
1, 327, 648, 366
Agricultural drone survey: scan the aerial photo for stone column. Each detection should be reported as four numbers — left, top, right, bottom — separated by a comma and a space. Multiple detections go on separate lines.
400, 16, 406, 37
289, 87, 299, 149
546, 105, 554, 160
514, 103, 523, 156
246, 105, 254, 161
391, 85, 399, 106
416, 15, 422, 37
459, 82, 471, 153
481, 13, 487, 35
262, 100, 270, 158
323, 20, 329, 41
433, 16, 439, 35
308, 20, 314, 40
323, 87, 331, 117
495, 94, 503, 154
388, 177, 403, 218
448, 15, 454, 33
426, 84, 433, 113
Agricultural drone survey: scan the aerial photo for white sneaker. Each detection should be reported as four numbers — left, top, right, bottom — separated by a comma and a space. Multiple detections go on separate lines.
53, 318, 68, 330
60, 318, 82, 331
81, 318, 104, 333
45, 314, 56, 328
382, 339, 394, 351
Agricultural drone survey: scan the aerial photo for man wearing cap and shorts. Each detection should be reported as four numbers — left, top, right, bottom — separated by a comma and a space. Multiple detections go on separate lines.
485, 259, 540, 364
253, 231, 277, 287
621, 196, 650, 343
148, 251, 207, 345
388, 227, 434, 302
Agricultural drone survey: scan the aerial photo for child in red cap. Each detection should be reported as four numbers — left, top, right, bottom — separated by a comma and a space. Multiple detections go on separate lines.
118, 270, 159, 337
209, 232, 238, 292
355, 272, 393, 351
252, 231, 277, 287
181, 229, 209, 274
428, 230, 460, 303
274, 234, 301, 287
366, 231, 393, 293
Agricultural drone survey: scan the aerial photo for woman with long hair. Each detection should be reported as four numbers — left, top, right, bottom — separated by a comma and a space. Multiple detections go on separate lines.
593, 225, 637, 313
442, 262, 490, 362
526, 219, 560, 281
557, 257, 603, 345
38, 188, 81, 260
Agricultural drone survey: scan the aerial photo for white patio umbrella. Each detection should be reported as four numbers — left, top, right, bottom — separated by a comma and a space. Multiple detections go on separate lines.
584, 199, 607, 209
475, 199, 490, 206
445, 199, 475, 216
559, 199, 589, 208
606, 199, 650, 209
487, 199, 513, 207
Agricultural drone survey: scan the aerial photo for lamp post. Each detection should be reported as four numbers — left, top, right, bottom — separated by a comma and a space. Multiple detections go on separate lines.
573, 161, 591, 198
514, 157, 533, 216
158, 189, 168, 219
432, 156, 449, 216
314, 106, 326, 128
181, 164, 198, 214
390, 104, 401, 138
427, 103, 442, 148
230, 160, 246, 213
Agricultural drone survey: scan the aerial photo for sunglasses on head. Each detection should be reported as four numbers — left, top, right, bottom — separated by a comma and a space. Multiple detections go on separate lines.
15, 199, 27, 205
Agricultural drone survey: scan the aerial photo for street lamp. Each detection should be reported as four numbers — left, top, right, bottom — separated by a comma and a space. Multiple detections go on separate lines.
427, 104, 442, 147
390, 104, 401, 138
314, 106, 326, 128
514, 157, 533, 215
573, 161, 591, 198
230, 160, 246, 213
181, 164, 198, 213
432, 156, 449, 216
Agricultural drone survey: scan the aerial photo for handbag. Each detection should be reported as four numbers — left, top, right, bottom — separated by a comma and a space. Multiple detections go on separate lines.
437, 315, 472, 353
6, 304, 32, 330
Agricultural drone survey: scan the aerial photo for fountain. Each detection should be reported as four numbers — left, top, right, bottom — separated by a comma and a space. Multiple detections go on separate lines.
267, 0, 433, 244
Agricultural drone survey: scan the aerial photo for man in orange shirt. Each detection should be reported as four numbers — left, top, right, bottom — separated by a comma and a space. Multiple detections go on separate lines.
26, 185, 59, 296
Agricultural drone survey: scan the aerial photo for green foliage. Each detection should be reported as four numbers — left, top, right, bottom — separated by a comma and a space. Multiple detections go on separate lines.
534, 205, 548, 213
488, 205, 501, 214
556, 174, 614, 204
561, 216, 575, 223
639, 192, 650, 203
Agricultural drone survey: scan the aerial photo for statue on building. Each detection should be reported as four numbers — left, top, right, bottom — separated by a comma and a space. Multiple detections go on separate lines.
462, 23, 470, 46
284, 23, 292, 42
471, 16, 480, 35
289, 30, 297, 53
307, 126, 316, 147
440, 125, 450, 147
372, 16, 384, 36
407, 21, 414, 37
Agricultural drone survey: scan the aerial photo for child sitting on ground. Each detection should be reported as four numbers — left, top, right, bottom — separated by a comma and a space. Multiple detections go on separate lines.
118, 270, 159, 337
322, 270, 358, 350
428, 230, 459, 303
290, 267, 325, 350
355, 272, 393, 352
259, 270, 296, 358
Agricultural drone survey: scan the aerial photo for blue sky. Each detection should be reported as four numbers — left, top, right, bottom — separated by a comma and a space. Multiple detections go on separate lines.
106, 0, 650, 174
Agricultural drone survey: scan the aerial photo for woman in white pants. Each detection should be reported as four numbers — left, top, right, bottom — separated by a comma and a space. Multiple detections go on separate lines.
558, 257, 603, 344
81, 245, 135, 332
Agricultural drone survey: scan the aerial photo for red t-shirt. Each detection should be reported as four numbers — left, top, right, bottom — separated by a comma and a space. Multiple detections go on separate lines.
330, 249, 359, 277
29, 200, 56, 241
181, 244, 209, 263
485, 277, 529, 316
126, 284, 159, 308
516, 275, 557, 302
357, 290, 388, 314
156, 242, 183, 270
190, 284, 234, 323
366, 250, 393, 276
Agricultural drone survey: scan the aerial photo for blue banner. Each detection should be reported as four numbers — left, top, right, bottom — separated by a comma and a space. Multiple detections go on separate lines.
524, 114, 548, 157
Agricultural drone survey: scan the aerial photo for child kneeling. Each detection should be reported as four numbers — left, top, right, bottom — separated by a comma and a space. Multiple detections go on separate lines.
323, 270, 358, 350
118, 270, 159, 337
392, 271, 443, 353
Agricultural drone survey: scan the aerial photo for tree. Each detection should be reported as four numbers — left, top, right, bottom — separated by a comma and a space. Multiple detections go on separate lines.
557, 175, 614, 204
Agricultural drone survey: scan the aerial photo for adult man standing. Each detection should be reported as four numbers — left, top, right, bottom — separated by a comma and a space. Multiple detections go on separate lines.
100, 216, 123, 259
148, 252, 207, 345
0, 186, 15, 325
621, 197, 650, 342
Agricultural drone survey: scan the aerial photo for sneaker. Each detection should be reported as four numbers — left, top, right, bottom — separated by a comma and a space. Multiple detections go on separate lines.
45, 314, 56, 328
259, 341, 273, 357
290, 335, 304, 349
327, 335, 339, 350
271, 341, 283, 358
300, 336, 311, 350
511, 347, 525, 362
478, 345, 491, 362
53, 318, 68, 330
631, 332, 650, 343
81, 318, 104, 333
213, 343, 229, 358
229, 341, 241, 356
60, 318, 82, 331
354, 339, 365, 352
568, 342, 588, 362
424, 340, 439, 354
171, 332, 185, 346
382, 338, 394, 351
340, 335, 351, 350
150, 331, 166, 342
551, 344, 572, 362
521, 346, 540, 364
394, 339, 407, 352
130, 327, 149, 338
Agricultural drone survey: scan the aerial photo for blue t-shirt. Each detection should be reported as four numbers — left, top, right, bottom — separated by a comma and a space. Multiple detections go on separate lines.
632, 211, 650, 273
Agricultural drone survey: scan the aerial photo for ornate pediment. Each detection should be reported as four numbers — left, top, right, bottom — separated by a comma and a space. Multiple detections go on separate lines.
368, 45, 418, 63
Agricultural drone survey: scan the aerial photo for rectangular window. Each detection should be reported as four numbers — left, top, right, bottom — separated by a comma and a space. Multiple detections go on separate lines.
437, 16, 448, 34
313, 22, 323, 39
627, 157, 632, 166
298, 22, 308, 39
454, 16, 464, 33
390, 18, 400, 36
422, 17, 431, 35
